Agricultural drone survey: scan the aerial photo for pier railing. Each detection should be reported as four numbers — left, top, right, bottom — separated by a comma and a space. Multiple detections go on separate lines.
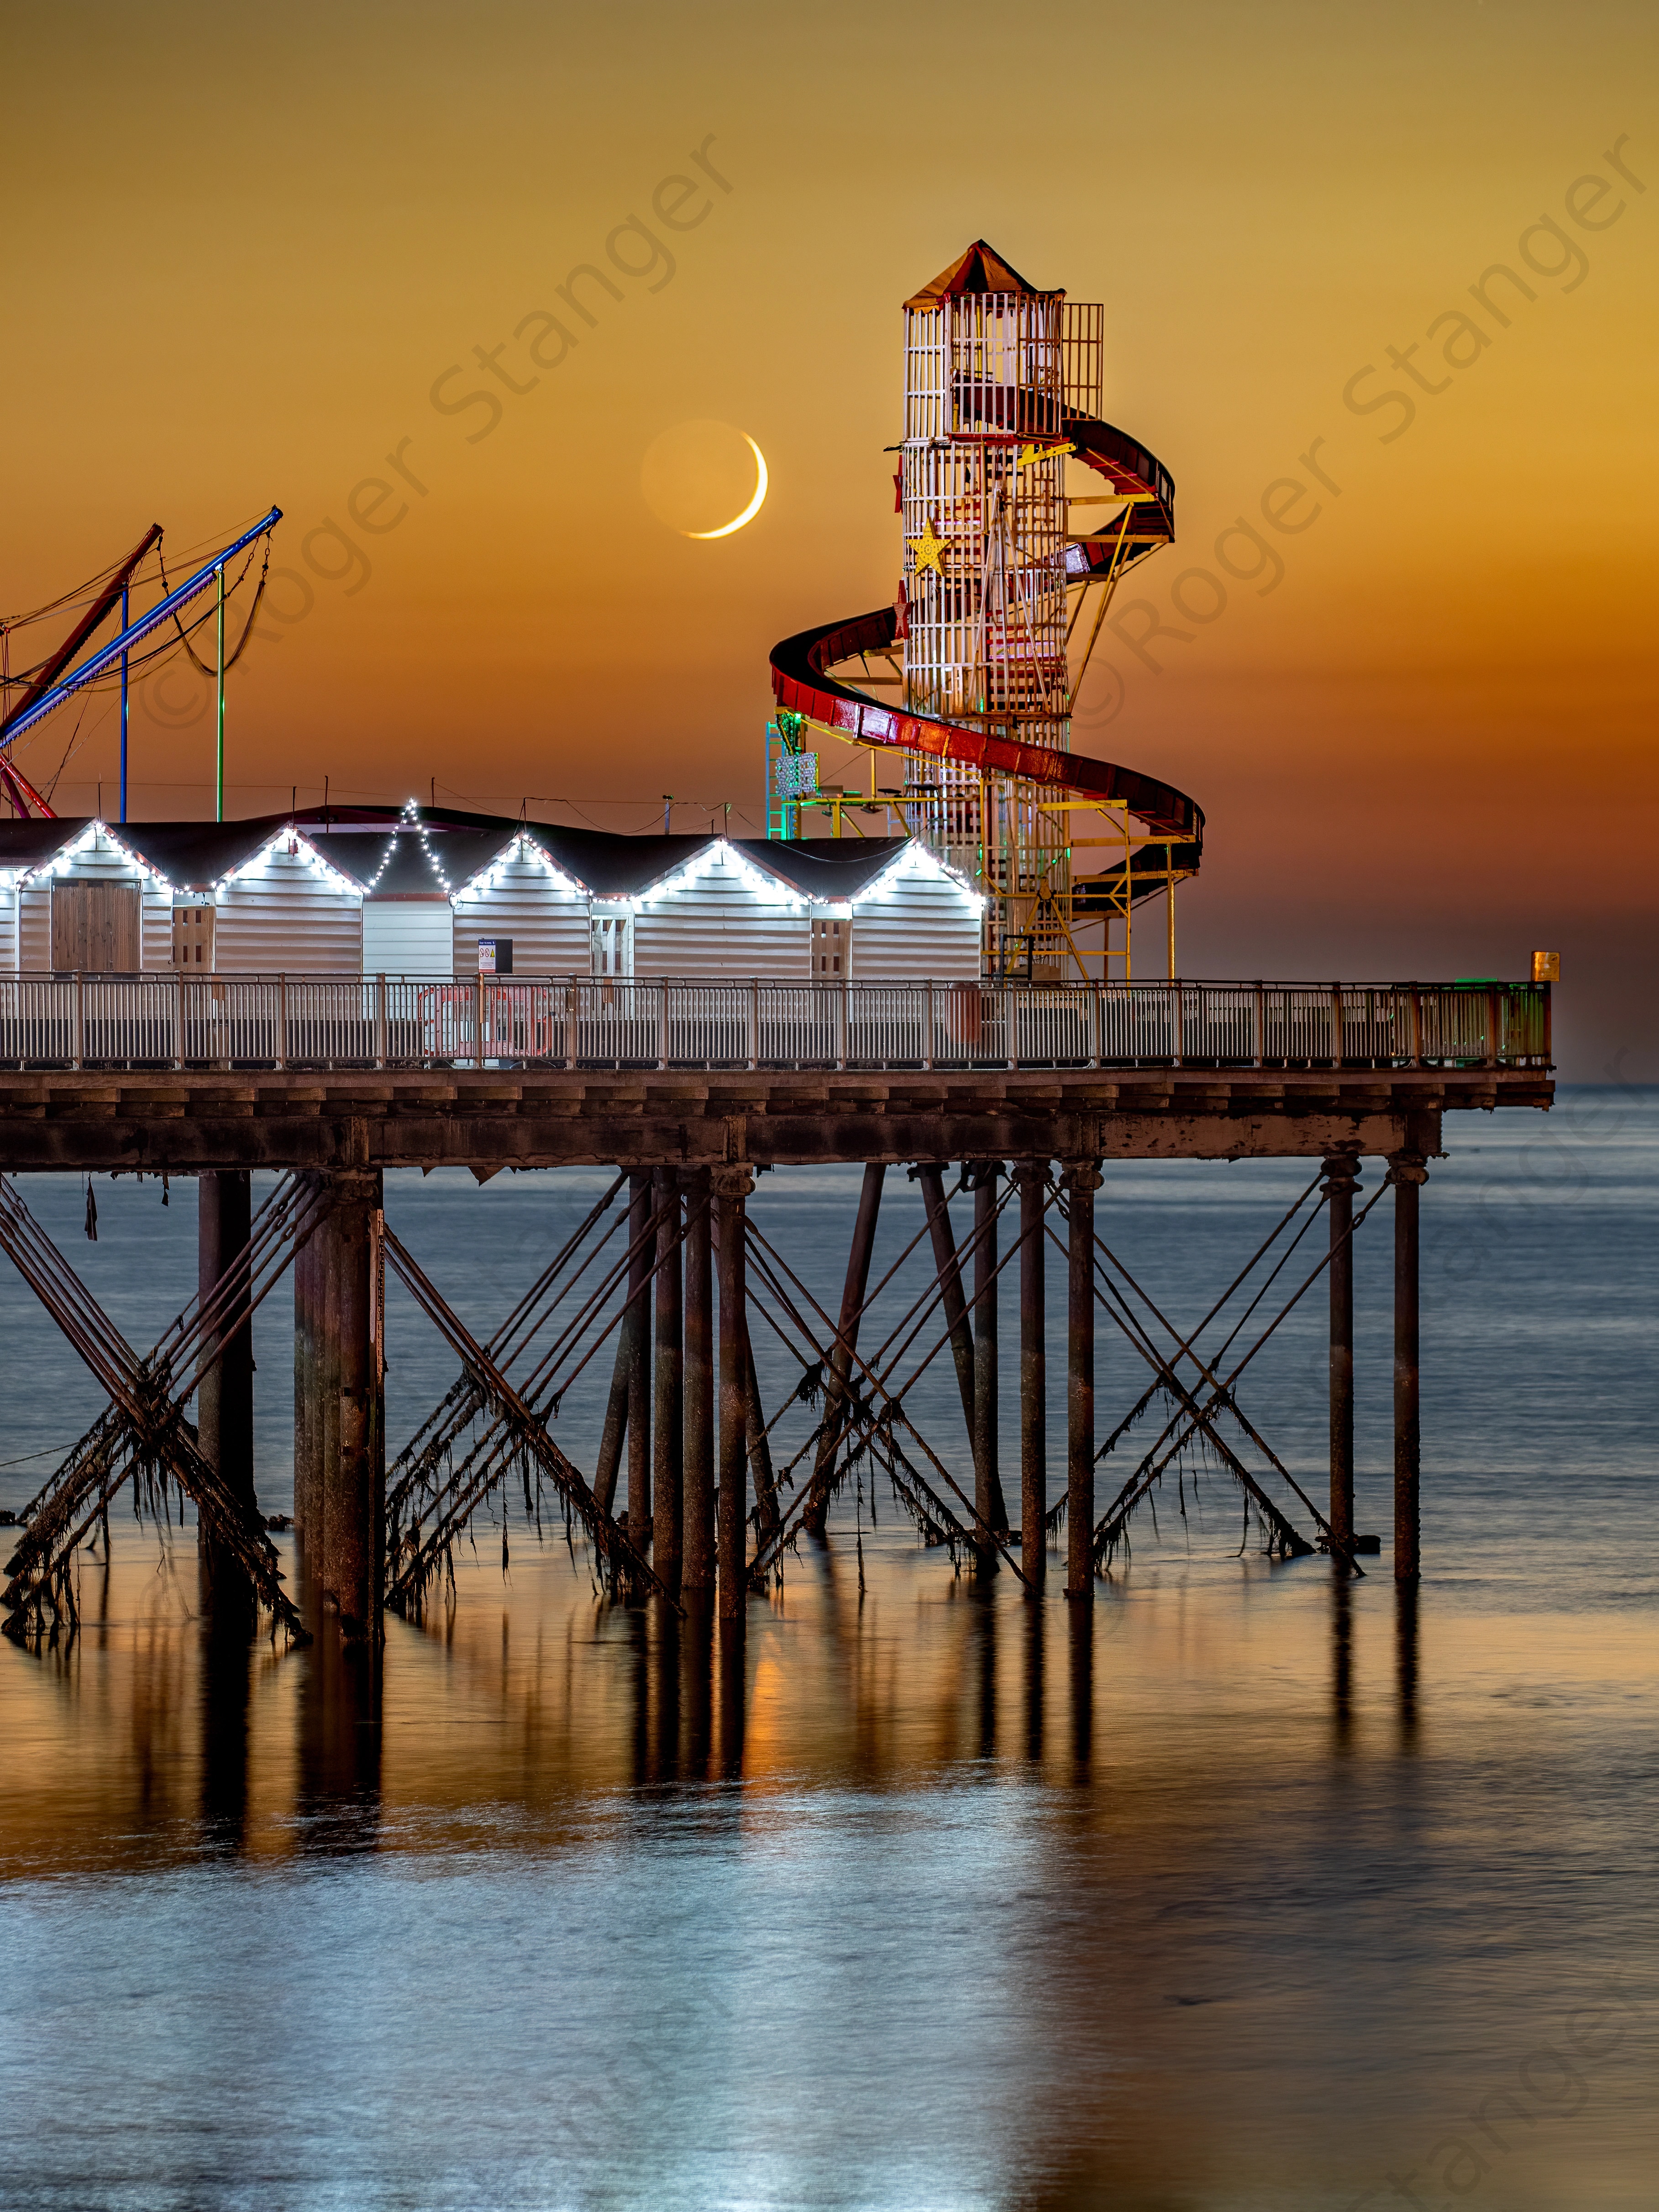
0, 975, 1550, 1074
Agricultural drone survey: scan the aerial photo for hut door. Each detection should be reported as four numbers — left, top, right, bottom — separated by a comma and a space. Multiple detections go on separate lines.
811, 915, 851, 977
51, 882, 141, 972
171, 903, 216, 970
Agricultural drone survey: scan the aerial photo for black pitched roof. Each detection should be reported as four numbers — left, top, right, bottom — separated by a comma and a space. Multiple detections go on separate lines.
0, 804, 925, 904
286, 809, 722, 898
115, 816, 295, 888
303, 821, 502, 897
352, 834, 447, 896
734, 837, 912, 900
0, 815, 297, 886
437, 828, 570, 893
524, 830, 715, 898
0, 817, 94, 870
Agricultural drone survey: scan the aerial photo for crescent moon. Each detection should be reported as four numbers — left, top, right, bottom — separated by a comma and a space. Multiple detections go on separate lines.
685, 435, 768, 538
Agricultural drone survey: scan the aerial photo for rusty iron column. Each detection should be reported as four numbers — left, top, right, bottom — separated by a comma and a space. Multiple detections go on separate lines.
918, 1162, 977, 1440
1391, 1150, 1427, 1583
1063, 1163, 1102, 1602
1016, 1160, 1047, 1589
652, 1166, 684, 1594
743, 1316, 780, 1542
592, 1337, 629, 1517
625, 1170, 653, 1548
971, 1166, 1004, 1564
370, 1198, 385, 1590
1323, 1153, 1359, 1556
293, 1179, 325, 1564
804, 1162, 885, 1537
594, 1173, 653, 1524
682, 1167, 714, 1597
714, 1166, 753, 1622
318, 1169, 381, 1638
918, 1160, 1011, 1537
319, 1193, 341, 1597
197, 1170, 255, 1613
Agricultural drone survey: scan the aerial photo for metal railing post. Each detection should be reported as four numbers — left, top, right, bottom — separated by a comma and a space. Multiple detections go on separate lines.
922, 981, 934, 1071
1172, 981, 1185, 1068
1408, 985, 1423, 1070
474, 974, 486, 1069
1330, 982, 1343, 1068
174, 969, 185, 1070
1486, 984, 1499, 1070
747, 980, 760, 1071
839, 974, 849, 1071
1089, 981, 1101, 1070
658, 980, 669, 1070
566, 977, 580, 1068
276, 975, 288, 1070
375, 973, 388, 1070
1004, 980, 1015, 1071
72, 972, 84, 1069
1252, 982, 1265, 1068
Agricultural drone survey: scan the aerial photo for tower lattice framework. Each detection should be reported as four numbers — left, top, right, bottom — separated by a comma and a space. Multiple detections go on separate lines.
899, 250, 1102, 973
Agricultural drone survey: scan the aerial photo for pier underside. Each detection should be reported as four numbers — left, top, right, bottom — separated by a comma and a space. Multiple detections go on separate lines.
0, 1061, 1552, 1650
0, 1067, 1547, 1173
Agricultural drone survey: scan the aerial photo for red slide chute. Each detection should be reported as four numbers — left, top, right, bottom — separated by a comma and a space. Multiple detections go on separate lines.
768, 405, 1204, 865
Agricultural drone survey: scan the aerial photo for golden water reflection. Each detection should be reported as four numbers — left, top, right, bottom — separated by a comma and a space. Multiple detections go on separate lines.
3, 1526, 1654, 2210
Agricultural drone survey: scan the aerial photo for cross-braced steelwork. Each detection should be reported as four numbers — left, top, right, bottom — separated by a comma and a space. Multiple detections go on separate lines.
361, 1143, 1442, 1638
1051, 1170, 1384, 1572
0, 1171, 313, 1643
0, 1091, 1475, 1660
381, 1174, 672, 1612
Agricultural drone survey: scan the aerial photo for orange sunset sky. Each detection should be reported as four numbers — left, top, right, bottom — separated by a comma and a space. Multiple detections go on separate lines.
3, 0, 1654, 1077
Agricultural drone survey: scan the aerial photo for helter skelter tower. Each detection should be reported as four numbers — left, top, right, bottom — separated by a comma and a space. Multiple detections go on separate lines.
898, 244, 1080, 907
770, 239, 1203, 978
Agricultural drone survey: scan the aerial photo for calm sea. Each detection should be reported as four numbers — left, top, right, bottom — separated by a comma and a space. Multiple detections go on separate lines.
1, 1088, 1654, 2210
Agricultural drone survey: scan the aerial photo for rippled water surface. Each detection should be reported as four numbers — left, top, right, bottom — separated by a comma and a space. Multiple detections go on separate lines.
1, 1090, 1655, 2209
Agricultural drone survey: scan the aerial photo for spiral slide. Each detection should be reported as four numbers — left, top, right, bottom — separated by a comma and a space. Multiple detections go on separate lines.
769, 411, 1204, 895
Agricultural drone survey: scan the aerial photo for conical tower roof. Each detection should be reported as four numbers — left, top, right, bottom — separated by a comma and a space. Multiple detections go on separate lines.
903, 239, 1060, 310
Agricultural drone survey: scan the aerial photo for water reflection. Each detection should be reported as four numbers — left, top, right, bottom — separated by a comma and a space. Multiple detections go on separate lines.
1023, 1597, 1044, 1763
1068, 1601, 1092, 1776
198, 1597, 250, 1853
1331, 1563, 1353, 1748
1, 1523, 1654, 2211
296, 1626, 382, 1854
972, 1579, 996, 1762
0, 1521, 1631, 1863
1395, 1576, 1420, 1748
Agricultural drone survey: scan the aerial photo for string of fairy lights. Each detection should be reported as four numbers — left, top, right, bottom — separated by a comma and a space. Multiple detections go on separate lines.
0, 805, 980, 918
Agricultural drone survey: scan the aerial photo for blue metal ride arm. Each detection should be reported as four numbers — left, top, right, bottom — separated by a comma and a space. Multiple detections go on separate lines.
0, 508, 282, 758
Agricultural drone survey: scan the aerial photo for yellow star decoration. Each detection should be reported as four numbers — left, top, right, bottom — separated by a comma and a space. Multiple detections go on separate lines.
908, 516, 949, 575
